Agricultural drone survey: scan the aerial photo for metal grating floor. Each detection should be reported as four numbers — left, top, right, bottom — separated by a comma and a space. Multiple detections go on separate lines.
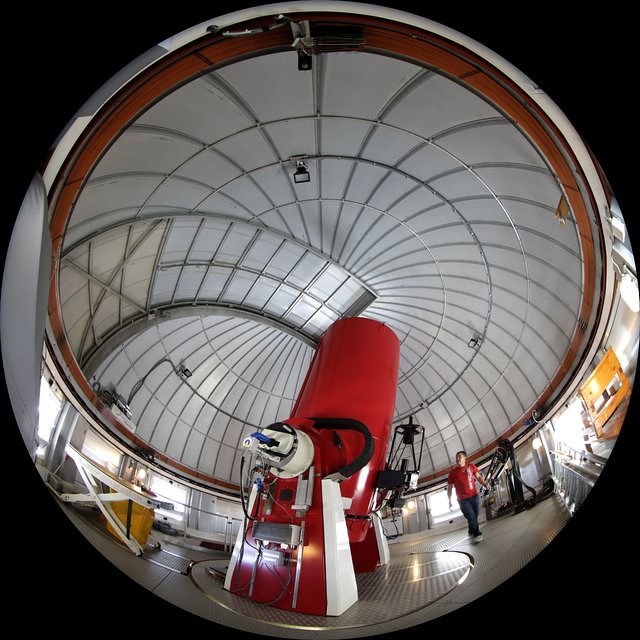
57, 493, 570, 638
61, 504, 197, 574
144, 545, 193, 574
189, 550, 471, 630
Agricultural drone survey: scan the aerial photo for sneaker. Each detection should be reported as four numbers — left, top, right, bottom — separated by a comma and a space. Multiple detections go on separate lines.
474, 534, 483, 542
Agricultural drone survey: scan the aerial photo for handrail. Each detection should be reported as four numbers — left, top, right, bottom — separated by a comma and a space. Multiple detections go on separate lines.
151, 495, 243, 553
551, 442, 604, 514
558, 460, 598, 487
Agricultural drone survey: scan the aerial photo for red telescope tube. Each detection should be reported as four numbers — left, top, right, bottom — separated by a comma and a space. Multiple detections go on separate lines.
288, 317, 400, 537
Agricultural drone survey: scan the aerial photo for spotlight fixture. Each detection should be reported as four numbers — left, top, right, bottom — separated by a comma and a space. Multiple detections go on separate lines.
468, 335, 481, 348
179, 366, 192, 378
555, 194, 569, 226
297, 50, 312, 70
293, 159, 310, 183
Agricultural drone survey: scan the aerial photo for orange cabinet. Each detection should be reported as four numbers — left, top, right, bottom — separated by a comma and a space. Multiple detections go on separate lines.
579, 347, 631, 440
106, 499, 155, 546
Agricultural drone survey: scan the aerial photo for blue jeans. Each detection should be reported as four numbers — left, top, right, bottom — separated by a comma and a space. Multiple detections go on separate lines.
458, 494, 481, 536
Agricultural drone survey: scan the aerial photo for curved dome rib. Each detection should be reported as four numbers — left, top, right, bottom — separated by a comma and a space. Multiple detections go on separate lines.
45, 7, 606, 489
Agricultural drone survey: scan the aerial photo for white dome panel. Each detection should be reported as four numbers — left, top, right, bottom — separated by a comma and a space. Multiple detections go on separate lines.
42, 15, 612, 488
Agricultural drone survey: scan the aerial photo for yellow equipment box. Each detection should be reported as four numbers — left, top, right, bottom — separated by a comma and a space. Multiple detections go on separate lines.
106, 499, 155, 546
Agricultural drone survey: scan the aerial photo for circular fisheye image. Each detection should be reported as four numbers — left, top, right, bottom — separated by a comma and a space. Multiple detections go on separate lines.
3, 3, 636, 636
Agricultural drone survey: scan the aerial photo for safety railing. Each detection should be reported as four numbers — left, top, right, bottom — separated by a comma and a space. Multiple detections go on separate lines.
194, 512, 242, 553
551, 444, 607, 514
153, 500, 243, 553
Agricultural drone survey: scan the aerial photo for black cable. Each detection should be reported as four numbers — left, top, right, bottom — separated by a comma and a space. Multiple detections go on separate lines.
311, 417, 374, 478
511, 465, 537, 500
230, 451, 262, 594
252, 554, 293, 605
384, 510, 402, 540
230, 522, 261, 595
239, 455, 258, 522
127, 357, 175, 405
230, 468, 263, 595
388, 442, 406, 472
270, 492, 295, 523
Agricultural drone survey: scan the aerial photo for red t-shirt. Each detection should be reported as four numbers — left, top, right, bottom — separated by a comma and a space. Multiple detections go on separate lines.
448, 463, 479, 500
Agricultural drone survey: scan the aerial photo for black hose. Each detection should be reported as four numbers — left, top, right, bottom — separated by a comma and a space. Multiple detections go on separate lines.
239, 455, 258, 522
512, 466, 537, 501
311, 417, 375, 479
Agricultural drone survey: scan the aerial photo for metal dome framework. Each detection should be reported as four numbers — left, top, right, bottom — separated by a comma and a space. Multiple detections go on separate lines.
45, 4, 609, 492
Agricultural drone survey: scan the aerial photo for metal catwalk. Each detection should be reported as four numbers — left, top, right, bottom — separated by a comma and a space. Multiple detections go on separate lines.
56, 493, 570, 638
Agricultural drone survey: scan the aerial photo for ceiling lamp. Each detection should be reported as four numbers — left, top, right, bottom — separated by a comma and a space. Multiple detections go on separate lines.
468, 335, 481, 348
293, 159, 310, 183
297, 50, 312, 70
555, 195, 569, 226
178, 365, 192, 378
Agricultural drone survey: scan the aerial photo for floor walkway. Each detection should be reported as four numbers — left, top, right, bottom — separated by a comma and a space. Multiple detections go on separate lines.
54, 492, 570, 638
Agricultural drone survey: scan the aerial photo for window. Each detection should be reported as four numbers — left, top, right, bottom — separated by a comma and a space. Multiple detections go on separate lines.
552, 397, 587, 452
81, 430, 122, 474
429, 488, 461, 524
37, 377, 63, 444
149, 475, 188, 522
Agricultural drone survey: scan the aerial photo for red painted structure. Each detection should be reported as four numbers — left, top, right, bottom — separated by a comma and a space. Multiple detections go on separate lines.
225, 317, 400, 615
289, 317, 400, 541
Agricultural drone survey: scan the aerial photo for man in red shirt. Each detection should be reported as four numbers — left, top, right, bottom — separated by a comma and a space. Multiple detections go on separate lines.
447, 450, 490, 542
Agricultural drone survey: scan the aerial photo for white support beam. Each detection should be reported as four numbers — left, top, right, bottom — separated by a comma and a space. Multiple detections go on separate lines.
321, 478, 358, 616
60, 445, 173, 555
